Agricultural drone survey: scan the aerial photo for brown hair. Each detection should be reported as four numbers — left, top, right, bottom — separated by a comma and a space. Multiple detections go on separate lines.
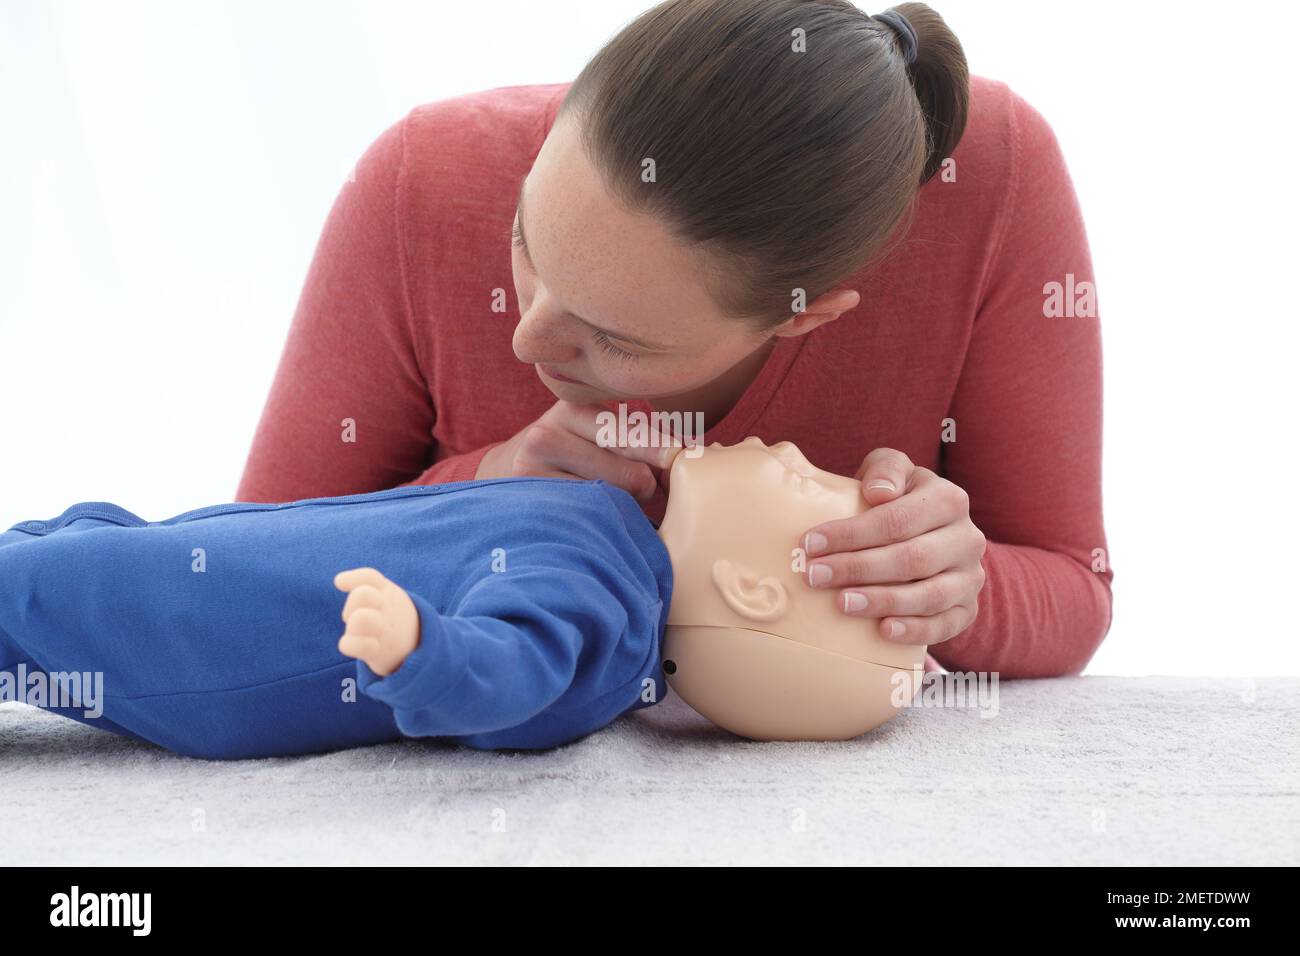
557, 0, 970, 325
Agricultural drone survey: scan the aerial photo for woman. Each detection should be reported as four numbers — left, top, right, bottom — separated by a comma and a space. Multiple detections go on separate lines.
237, 0, 1113, 677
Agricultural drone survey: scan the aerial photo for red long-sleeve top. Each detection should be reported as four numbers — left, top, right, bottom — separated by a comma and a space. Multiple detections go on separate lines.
236, 76, 1114, 678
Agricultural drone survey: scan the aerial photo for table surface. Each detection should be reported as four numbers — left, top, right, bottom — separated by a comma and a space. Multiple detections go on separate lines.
2, 675, 1297, 865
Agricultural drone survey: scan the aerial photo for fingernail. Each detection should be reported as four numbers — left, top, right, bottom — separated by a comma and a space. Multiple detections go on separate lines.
886, 620, 907, 640
867, 479, 896, 493
808, 563, 831, 586
843, 592, 868, 612
804, 532, 827, 555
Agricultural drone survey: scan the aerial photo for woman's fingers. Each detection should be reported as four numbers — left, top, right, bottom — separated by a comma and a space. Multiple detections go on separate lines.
516, 424, 660, 500
805, 523, 983, 588
804, 468, 961, 557
800, 459, 988, 648
837, 565, 985, 618
854, 447, 915, 505
877, 603, 980, 646
551, 401, 682, 470
481, 400, 682, 485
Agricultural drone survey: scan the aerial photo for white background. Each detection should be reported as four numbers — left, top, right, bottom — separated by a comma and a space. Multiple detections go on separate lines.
1, 0, 1295, 675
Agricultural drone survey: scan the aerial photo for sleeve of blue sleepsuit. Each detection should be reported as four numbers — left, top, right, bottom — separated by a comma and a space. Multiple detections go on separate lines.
355, 558, 664, 749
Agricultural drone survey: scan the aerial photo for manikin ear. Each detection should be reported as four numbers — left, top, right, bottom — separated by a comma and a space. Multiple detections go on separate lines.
710, 559, 790, 623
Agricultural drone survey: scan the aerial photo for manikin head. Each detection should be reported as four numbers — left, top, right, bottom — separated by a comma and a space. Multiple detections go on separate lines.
657, 437, 925, 740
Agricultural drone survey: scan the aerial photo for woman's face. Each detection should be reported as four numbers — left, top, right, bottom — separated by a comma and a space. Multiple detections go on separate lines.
510, 111, 775, 404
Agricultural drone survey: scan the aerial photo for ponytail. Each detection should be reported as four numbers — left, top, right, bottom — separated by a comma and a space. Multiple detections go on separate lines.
889, 3, 970, 185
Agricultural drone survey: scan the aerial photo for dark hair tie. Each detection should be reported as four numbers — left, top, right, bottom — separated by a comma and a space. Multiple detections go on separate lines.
873, 10, 918, 65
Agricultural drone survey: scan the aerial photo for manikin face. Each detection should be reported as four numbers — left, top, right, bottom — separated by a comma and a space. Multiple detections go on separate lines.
655, 437, 926, 741
657, 437, 922, 670
509, 111, 780, 404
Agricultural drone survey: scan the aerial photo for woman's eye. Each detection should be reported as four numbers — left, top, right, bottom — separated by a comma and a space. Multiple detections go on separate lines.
511, 221, 526, 250
591, 329, 639, 361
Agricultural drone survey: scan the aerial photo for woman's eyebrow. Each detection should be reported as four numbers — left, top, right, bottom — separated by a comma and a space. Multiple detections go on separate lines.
514, 180, 674, 353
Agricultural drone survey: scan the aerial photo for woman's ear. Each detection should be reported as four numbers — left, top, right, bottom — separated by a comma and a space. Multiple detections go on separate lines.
769, 287, 860, 339
710, 559, 790, 623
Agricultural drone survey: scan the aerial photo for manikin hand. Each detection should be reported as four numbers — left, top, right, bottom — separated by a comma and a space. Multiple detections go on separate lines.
333, 567, 420, 677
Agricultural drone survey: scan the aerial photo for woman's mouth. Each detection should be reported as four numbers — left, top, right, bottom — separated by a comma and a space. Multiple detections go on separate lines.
537, 364, 589, 386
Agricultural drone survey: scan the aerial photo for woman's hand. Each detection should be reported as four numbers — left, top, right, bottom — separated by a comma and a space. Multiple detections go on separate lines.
475, 400, 679, 501
801, 448, 987, 647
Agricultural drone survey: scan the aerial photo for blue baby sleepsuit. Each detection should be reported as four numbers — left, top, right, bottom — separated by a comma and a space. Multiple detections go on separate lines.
0, 477, 673, 759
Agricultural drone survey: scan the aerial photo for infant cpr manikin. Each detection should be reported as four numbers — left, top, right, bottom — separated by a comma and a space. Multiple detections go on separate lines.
657, 437, 926, 741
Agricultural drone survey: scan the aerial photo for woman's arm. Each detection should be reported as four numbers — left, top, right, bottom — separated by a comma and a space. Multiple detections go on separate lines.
934, 88, 1113, 677
795, 88, 1110, 678
235, 114, 492, 503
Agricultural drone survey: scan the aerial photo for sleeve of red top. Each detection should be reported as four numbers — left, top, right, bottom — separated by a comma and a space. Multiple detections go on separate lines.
932, 88, 1114, 678
235, 112, 456, 503
399, 443, 500, 487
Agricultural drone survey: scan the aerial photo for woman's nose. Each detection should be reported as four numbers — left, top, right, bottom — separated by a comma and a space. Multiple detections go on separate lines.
513, 299, 580, 365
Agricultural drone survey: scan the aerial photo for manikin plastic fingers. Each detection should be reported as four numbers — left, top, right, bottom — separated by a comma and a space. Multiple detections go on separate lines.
341, 584, 383, 622
337, 632, 381, 659
343, 607, 385, 638
334, 567, 388, 593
